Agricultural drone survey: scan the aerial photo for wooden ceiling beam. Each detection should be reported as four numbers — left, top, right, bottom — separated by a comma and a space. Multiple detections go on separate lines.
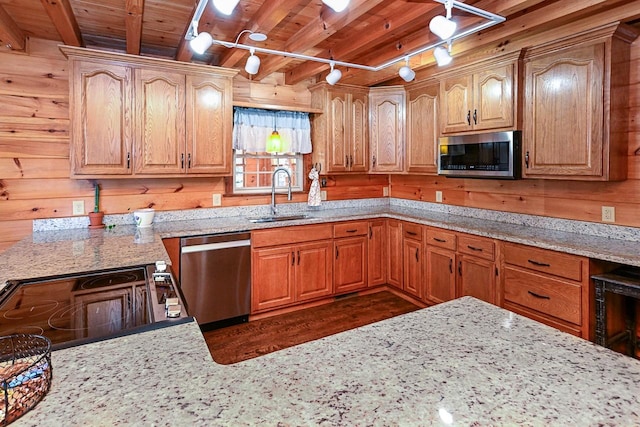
252, 0, 386, 81
40, 0, 83, 47
217, 0, 300, 69
125, 0, 145, 55
285, 2, 441, 85
0, 4, 25, 50
344, 0, 638, 86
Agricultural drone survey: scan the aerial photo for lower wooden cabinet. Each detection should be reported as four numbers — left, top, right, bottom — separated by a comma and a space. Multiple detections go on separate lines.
456, 234, 497, 305
402, 223, 424, 299
334, 221, 368, 294
426, 247, 456, 304
367, 220, 387, 287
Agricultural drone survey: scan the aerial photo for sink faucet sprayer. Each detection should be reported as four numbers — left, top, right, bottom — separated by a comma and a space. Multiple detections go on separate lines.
271, 167, 292, 215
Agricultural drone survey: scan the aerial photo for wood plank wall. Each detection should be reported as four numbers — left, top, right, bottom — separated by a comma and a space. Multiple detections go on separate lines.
0, 39, 386, 252
391, 38, 640, 229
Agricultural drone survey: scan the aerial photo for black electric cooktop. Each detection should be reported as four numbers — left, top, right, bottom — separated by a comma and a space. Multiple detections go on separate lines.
0, 267, 163, 350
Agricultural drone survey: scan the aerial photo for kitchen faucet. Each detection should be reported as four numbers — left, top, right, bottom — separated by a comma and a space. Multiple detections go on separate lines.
271, 167, 292, 216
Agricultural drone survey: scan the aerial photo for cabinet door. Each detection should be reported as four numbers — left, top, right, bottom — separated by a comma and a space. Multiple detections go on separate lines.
406, 82, 439, 174
349, 92, 369, 172
296, 240, 333, 301
251, 247, 296, 312
523, 43, 604, 178
440, 73, 473, 134
185, 74, 232, 174
327, 91, 349, 172
387, 220, 403, 290
403, 238, 423, 299
426, 247, 456, 304
71, 61, 133, 176
367, 220, 386, 287
457, 255, 496, 304
369, 88, 404, 173
134, 68, 186, 174
474, 63, 514, 131
334, 236, 368, 294
73, 288, 133, 339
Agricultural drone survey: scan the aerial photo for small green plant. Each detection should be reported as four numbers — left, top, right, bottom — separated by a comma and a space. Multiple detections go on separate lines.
93, 183, 100, 213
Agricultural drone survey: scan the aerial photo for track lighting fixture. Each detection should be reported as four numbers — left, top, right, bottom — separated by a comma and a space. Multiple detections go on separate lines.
325, 62, 342, 85
398, 57, 415, 82
189, 31, 213, 55
429, 0, 457, 40
322, 0, 350, 13
245, 48, 260, 75
185, 0, 506, 81
212, 0, 240, 16
434, 45, 452, 67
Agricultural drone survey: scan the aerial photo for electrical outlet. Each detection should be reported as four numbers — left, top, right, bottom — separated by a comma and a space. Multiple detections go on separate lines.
212, 194, 222, 207
435, 191, 443, 203
602, 206, 615, 223
320, 190, 327, 201
72, 200, 85, 215
383, 186, 389, 197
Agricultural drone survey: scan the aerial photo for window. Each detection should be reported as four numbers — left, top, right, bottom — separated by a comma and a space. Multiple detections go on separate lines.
233, 150, 304, 194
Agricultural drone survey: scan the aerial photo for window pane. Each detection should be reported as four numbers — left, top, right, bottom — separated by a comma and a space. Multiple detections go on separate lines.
233, 150, 304, 194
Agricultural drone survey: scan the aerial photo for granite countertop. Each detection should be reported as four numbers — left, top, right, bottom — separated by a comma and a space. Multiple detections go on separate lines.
3, 201, 640, 287
14, 297, 640, 426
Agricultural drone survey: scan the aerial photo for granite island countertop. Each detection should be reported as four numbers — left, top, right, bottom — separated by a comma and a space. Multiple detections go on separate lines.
3, 200, 640, 287
13, 297, 640, 426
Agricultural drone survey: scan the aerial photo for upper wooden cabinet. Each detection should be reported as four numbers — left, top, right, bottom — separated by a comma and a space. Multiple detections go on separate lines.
310, 83, 369, 173
369, 86, 405, 173
405, 80, 439, 174
439, 52, 519, 135
522, 23, 637, 181
62, 46, 236, 179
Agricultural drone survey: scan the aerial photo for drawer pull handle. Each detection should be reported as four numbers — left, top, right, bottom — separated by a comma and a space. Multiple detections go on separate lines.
528, 290, 550, 300
527, 259, 550, 267
346, 229, 358, 233
433, 237, 446, 243
467, 245, 483, 252
406, 231, 418, 236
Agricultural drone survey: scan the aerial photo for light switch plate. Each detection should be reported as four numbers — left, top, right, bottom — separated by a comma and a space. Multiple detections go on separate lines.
212, 194, 222, 206
72, 200, 85, 215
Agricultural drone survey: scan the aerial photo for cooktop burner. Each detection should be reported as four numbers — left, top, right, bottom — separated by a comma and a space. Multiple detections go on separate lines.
0, 267, 151, 349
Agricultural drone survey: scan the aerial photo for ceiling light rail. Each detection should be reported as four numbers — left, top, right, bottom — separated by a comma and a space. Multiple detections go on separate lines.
185, 0, 505, 81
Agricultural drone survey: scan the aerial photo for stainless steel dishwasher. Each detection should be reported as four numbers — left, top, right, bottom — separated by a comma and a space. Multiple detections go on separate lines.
180, 232, 251, 328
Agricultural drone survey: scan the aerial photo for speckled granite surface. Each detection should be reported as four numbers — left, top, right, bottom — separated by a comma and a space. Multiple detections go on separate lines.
14, 297, 640, 426
3, 199, 640, 288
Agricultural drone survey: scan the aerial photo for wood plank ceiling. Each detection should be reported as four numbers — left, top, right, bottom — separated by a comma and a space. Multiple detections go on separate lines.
0, 0, 638, 87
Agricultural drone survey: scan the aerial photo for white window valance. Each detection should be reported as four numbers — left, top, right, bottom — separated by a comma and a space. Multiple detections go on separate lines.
232, 107, 312, 154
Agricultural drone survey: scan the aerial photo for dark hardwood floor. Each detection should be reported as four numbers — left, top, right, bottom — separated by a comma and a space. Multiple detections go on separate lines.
203, 291, 421, 364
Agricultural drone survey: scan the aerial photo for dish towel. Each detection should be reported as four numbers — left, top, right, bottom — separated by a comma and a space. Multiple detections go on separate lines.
308, 166, 321, 206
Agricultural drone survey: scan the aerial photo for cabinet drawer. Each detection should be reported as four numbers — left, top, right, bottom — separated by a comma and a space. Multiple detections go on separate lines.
504, 266, 582, 325
333, 221, 368, 238
457, 234, 494, 261
503, 242, 583, 281
252, 224, 332, 248
403, 223, 423, 241
426, 229, 456, 251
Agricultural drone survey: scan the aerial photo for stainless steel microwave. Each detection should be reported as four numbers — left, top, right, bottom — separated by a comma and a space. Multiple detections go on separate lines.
437, 131, 521, 179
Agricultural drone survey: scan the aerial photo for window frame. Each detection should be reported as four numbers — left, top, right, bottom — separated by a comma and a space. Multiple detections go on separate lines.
232, 150, 305, 195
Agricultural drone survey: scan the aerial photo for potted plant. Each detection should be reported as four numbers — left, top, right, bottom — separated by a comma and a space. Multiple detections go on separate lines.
88, 183, 105, 229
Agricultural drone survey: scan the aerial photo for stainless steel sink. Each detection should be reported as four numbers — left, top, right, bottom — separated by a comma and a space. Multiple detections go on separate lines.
248, 214, 309, 223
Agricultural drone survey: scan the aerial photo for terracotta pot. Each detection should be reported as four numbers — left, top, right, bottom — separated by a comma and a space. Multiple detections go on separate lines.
88, 211, 105, 229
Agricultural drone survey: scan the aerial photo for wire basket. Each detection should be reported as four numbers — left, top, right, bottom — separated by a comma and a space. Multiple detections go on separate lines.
0, 335, 52, 426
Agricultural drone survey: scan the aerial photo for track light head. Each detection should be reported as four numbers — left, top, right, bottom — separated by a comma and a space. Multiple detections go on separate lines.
245, 48, 260, 75
212, 0, 240, 16
326, 62, 342, 85
190, 32, 213, 55
434, 46, 453, 66
429, 15, 457, 40
398, 57, 415, 82
322, 0, 350, 13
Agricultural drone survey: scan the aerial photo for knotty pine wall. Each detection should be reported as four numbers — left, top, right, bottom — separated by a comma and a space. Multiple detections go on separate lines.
0, 39, 386, 252
391, 37, 640, 230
